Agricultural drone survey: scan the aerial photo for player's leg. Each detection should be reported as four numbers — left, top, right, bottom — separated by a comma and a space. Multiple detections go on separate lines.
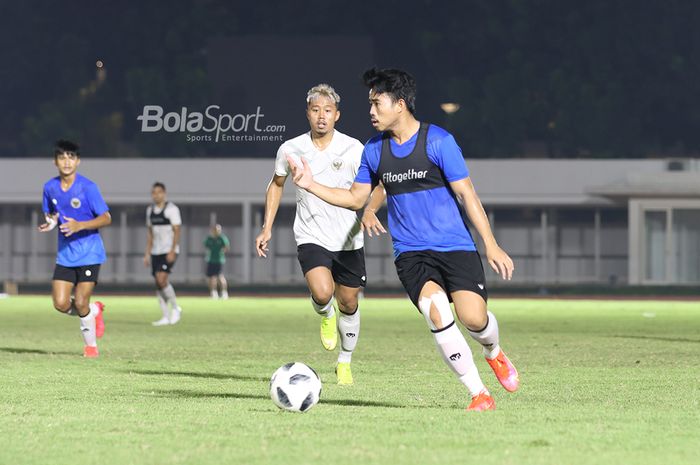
156, 270, 180, 324
152, 270, 171, 326
334, 284, 361, 385
331, 247, 365, 384
218, 273, 229, 299
417, 280, 492, 410
74, 281, 100, 358
298, 244, 337, 350
162, 255, 181, 324
304, 266, 337, 351
51, 275, 77, 315
447, 251, 519, 393
151, 255, 171, 325
151, 254, 181, 325
208, 276, 218, 299
395, 252, 489, 406
452, 291, 519, 392
206, 263, 218, 298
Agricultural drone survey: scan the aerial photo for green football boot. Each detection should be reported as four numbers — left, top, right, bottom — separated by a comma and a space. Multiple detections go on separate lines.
336, 362, 353, 385
320, 312, 338, 351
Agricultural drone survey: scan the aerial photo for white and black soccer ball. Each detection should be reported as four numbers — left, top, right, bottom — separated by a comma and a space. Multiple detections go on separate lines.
269, 362, 322, 413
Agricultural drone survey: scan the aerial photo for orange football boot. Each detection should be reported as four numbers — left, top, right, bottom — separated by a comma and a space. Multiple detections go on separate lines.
486, 349, 519, 392
83, 346, 99, 358
467, 391, 495, 411
94, 301, 106, 339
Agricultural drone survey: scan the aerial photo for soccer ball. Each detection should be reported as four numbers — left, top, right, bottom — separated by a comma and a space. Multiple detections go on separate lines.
269, 362, 322, 413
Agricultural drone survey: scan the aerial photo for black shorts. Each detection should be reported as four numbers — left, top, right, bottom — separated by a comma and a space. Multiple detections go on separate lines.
394, 250, 488, 307
52, 264, 101, 285
297, 244, 366, 288
206, 262, 223, 277
151, 254, 177, 276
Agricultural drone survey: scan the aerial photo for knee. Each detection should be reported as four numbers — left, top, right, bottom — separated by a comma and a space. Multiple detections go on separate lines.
312, 291, 333, 306
52, 296, 71, 313
336, 295, 358, 314
311, 285, 334, 306
73, 296, 89, 314
418, 292, 454, 331
155, 275, 168, 289
461, 312, 488, 331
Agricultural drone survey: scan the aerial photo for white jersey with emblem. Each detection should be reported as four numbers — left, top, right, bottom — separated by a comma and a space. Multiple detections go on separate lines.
146, 202, 182, 255
275, 130, 364, 251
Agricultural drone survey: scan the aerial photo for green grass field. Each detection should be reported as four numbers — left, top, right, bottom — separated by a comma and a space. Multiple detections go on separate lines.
1, 295, 698, 465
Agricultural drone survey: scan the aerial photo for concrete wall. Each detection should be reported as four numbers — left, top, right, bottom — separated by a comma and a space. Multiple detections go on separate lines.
2, 157, 695, 286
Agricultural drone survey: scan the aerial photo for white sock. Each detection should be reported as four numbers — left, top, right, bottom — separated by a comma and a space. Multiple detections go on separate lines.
467, 311, 501, 359
337, 308, 360, 363
161, 284, 178, 310
79, 304, 99, 347
311, 295, 335, 318
433, 323, 486, 397
210, 290, 218, 299
221, 290, 229, 299
156, 290, 169, 318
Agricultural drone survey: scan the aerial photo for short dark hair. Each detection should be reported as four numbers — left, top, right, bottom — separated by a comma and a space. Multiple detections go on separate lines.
362, 67, 417, 114
54, 140, 80, 158
152, 182, 166, 191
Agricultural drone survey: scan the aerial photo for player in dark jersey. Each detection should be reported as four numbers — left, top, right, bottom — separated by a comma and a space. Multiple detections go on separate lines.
38, 140, 110, 358
288, 68, 518, 411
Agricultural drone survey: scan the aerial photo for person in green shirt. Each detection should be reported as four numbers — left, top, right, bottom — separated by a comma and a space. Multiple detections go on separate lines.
204, 224, 230, 299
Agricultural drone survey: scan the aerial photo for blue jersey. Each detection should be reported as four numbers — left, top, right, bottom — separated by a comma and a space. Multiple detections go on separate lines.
355, 124, 476, 257
42, 174, 109, 267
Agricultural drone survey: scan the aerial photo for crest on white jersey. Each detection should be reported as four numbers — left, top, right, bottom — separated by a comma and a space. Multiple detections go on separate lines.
332, 158, 343, 171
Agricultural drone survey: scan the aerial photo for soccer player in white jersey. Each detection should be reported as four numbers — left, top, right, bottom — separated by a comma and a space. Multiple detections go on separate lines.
289, 68, 519, 411
144, 182, 183, 326
255, 83, 375, 385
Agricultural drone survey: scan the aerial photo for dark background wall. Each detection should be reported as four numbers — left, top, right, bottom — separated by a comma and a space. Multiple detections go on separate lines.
2, 0, 699, 159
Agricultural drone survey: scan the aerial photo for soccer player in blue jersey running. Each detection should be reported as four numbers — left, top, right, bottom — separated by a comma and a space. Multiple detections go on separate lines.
289, 68, 519, 411
38, 140, 110, 358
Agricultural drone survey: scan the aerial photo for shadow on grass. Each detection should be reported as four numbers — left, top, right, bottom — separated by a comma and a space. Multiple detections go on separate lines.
0, 346, 75, 356
150, 388, 410, 409
122, 369, 269, 382
611, 335, 700, 344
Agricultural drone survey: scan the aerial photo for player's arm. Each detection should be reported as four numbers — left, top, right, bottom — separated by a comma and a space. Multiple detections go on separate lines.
38, 213, 59, 232
38, 187, 58, 232
223, 235, 230, 253
168, 224, 181, 263
144, 227, 153, 267
255, 174, 286, 258
450, 177, 514, 280
361, 183, 387, 237
288, 156, 372, 210
59, 212, 112, 237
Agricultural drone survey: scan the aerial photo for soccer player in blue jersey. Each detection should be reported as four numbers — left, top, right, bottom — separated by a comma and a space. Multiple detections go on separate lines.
289, 68, 519, 411
38, 140, 110, 358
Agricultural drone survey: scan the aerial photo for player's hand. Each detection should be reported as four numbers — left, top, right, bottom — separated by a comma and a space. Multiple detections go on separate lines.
360, 209, 387, 237
485, 244, 515, 280
255, 230, 272, 258
59, 216, 83, 236
143, 254, 151, 267
38, 213, 58, 232
166, 251, 176, 264
286, 155, 313, 189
